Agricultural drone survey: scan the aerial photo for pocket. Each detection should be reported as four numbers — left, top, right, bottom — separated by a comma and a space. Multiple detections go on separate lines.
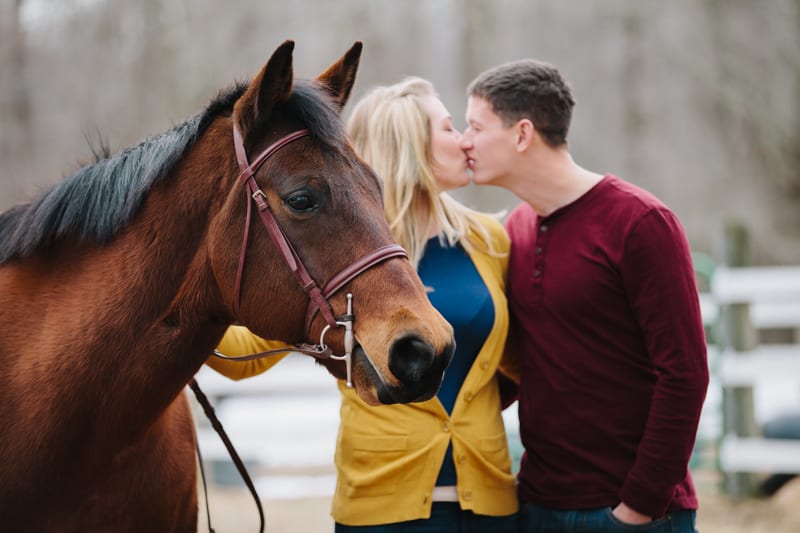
478, 432, 514, 487
603, 508, 673, 531
339, 435, 410, 497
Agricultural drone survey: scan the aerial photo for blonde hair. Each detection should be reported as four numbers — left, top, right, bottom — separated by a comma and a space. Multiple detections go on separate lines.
346, 77, 501, 267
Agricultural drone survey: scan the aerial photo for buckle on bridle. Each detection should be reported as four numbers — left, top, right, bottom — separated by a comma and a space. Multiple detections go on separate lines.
319, 293, 355, 388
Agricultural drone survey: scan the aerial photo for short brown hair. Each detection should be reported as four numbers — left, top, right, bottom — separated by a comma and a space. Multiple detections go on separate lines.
467, 59, 575, 148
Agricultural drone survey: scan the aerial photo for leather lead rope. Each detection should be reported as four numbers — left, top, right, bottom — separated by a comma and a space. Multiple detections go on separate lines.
195, 432, 216, 533
190, 379, 265, 533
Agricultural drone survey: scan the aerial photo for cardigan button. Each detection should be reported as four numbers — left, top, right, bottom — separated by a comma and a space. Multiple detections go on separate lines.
463, 490, 472, 501
465, 392, 474, 402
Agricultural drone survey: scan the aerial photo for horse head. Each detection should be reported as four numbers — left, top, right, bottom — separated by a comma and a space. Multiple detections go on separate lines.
209, 41, 455, 405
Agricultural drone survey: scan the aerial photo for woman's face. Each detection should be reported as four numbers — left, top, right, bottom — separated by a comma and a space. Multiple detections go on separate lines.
419, 94, 469, 192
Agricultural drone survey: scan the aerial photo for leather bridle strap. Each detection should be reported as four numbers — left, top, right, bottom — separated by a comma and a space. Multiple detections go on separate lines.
303, 244, 409, 333
215, 243, 408, 363
232, 125, 337, 329
230, 124, 409, 342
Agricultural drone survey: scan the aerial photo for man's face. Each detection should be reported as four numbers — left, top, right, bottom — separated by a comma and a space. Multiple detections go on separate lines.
461, 96, 517, 186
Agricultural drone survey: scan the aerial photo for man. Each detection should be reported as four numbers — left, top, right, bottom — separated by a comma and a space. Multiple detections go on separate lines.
461, 59, 709, 532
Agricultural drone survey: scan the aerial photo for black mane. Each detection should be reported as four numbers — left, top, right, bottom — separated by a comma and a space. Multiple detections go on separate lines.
0, 79, 344, 263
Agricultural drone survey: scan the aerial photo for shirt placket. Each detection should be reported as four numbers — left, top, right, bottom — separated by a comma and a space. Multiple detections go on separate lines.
531, 218, 549, 302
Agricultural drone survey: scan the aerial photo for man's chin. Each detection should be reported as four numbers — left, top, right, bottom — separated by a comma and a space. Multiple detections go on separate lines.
470, 170, 489, 185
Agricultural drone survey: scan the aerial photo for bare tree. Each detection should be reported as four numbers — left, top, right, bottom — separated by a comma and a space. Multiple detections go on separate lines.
704, 0, 800, 198
0, 0, 32, 206
2, 0, 799, 262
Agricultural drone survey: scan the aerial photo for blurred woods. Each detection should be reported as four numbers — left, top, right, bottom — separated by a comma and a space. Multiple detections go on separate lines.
1, 0, 798, 263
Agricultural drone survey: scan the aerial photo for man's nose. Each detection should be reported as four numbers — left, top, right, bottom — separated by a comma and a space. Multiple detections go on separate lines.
460, 132, 472, 150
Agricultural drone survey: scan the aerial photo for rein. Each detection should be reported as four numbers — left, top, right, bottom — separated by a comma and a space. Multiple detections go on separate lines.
195, 124, 408, 532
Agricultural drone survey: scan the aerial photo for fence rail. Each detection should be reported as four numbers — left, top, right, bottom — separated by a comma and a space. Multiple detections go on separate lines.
704, 265, 800, 481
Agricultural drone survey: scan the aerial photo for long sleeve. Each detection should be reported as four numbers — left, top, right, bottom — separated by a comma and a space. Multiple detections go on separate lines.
618, 208, 709, 516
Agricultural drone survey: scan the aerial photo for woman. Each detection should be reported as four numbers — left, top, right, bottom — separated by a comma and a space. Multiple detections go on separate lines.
207, 77, 519, 532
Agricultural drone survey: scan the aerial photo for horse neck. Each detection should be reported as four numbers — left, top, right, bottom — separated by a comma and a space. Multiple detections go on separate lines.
4, 136, 233, 461
79, 146, 233, 427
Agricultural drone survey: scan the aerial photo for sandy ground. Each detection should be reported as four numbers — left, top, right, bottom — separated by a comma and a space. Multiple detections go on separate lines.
197, 473, 800, 533
198, 490, 333, 533
695, 481, 800, 532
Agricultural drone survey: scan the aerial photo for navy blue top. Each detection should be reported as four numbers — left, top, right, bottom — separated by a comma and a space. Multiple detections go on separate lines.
417, 237, 494, 486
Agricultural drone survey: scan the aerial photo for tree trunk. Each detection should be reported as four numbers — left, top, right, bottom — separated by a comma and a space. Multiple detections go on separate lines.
0, 0, 32, 207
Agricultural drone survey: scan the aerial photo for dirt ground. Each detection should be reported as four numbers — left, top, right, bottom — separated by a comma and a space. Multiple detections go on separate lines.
197, 475, 800, 533
692, 476, 800, 533
198, 489, 333, 533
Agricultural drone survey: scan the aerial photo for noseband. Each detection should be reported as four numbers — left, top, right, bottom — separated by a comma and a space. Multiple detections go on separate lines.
212, 124, 408, 387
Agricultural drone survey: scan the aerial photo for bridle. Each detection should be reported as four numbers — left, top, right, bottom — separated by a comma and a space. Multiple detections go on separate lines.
211, 123, 408, 387
201, 123, 407, 533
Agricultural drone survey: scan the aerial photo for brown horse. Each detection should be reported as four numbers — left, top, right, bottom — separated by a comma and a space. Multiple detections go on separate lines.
0, 41, 454, 532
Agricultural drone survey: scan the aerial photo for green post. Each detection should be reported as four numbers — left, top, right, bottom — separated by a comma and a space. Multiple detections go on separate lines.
719, 221, 761, 497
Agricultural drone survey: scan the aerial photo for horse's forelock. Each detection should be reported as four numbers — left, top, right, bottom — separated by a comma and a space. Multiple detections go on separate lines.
289, 80, 345, 150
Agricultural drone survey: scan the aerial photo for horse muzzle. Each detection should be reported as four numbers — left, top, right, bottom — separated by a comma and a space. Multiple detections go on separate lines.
373, 336, 455, 404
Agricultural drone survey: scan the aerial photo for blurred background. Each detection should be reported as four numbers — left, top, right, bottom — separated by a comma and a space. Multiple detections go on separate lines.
2, 0, 800, 531
2, 0, 799, 265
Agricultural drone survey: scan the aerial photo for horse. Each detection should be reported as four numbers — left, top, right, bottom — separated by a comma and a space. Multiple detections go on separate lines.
0, 41, 455, 532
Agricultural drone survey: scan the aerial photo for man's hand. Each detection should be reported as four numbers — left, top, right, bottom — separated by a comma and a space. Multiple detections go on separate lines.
612, 502, 652, 525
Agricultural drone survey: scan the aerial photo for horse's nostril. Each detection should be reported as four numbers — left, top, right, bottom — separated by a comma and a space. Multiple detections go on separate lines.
388, 336, 436, 384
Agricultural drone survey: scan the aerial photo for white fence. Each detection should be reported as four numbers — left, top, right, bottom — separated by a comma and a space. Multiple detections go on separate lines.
704, 266, 800, 475
191, 356, 341, 498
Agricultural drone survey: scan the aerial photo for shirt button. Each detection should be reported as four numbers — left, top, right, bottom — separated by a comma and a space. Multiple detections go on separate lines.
535, 246, 543, 254
533, 269, 542, 277
539, 224, 548, 232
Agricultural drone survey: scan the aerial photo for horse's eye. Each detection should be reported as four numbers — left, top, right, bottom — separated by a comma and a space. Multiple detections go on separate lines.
285, 191, 318, 214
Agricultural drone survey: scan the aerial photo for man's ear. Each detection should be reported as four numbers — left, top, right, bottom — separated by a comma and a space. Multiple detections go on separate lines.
516, 119, 536, 152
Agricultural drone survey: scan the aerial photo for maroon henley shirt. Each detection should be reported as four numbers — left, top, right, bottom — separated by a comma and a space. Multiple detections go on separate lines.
505, 175, 709, 518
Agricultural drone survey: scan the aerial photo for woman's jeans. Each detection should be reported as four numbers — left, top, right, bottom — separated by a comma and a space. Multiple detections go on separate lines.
334, 502, 520, 533
521, 503, 698, 532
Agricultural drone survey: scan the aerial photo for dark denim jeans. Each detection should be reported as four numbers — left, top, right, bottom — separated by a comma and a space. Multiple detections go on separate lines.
521, 503, 697, 532
335, 502, 520, 533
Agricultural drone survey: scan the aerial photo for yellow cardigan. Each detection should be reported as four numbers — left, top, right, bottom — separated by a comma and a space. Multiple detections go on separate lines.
205, 215, 518, 525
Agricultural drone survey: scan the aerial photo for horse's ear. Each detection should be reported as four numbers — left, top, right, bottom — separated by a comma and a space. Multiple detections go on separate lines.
316, 41, 362, 111
234, 40, 295, 136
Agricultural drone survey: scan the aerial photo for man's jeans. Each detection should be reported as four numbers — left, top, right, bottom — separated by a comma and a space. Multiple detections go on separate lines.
521, 503, 698, 532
